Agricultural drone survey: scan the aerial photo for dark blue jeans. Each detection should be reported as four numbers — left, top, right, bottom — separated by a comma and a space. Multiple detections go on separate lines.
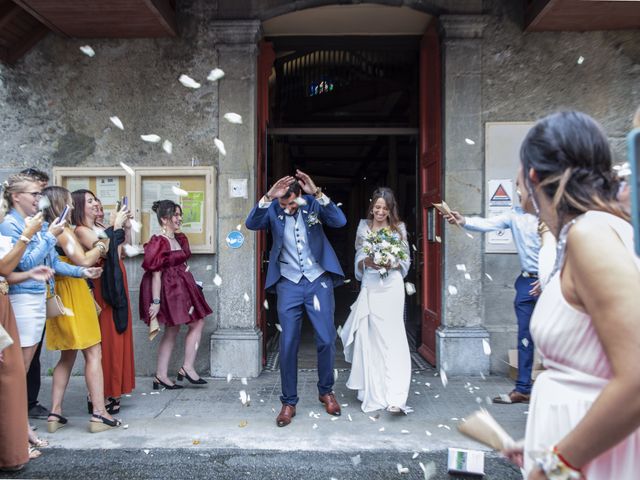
514, 274, 537, 395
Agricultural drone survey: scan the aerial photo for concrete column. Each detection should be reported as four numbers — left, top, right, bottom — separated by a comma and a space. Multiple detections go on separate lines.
437, 14, 491, 375
209, 20, 263, 378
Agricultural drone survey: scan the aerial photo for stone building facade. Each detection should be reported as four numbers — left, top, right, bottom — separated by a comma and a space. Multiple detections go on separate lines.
1, 0, 638, 377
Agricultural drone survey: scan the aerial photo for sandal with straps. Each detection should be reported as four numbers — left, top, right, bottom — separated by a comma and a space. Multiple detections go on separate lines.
89, 414, 122, 433
47, 412, 68, 433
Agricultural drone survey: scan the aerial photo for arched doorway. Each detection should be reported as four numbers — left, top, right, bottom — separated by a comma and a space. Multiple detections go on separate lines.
255, 4, 443, 369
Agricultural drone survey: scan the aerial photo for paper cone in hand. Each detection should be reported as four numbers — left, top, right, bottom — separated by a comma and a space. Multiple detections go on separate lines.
433, 201, 462, 228
458, 408, 515, 451
149, 317, 160, 341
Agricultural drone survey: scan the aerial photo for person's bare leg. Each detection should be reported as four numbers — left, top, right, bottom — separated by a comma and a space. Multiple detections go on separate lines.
182, 319, 204, 379
83, 344, 114, 420
156, 326, 179, 385
49, 350, 77, 416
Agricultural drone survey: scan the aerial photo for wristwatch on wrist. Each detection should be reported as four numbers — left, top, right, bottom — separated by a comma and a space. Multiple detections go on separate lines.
152, 298, 161, 305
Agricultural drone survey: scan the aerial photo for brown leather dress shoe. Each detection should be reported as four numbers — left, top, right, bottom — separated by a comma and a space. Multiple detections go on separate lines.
318, 392, 341, 416
276, 404, 296, 427
492, 390, 530, 404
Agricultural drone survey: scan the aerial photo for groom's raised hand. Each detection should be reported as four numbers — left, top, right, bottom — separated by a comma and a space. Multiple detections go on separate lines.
267, 176, 295, 200
295, 169, 317, 195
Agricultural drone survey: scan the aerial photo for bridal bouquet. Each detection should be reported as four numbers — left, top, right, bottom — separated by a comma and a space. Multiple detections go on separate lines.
362, 227, 408, 278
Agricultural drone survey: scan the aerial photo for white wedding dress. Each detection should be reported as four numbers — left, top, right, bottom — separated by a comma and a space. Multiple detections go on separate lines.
340, 219, 412, 412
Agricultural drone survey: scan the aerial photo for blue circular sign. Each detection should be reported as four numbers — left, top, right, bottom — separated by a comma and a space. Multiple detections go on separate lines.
226, 230, 245, 249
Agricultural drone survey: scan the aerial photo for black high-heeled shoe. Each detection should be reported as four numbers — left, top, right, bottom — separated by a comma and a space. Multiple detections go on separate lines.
87, 396, 118, 414
153, 376, 184, 390
177, 367, 208, 385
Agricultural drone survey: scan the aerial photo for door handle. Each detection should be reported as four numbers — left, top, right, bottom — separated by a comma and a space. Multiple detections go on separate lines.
261, 252, 269, 272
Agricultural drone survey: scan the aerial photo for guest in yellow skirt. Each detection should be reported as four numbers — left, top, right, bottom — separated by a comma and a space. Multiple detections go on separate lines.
41, 186, 122, 434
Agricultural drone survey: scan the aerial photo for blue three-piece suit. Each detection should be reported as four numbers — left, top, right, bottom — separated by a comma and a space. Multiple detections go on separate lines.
246, 194, 346, 405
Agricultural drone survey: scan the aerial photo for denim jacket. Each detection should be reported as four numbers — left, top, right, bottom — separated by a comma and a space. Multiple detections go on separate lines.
0, 209, 85, 295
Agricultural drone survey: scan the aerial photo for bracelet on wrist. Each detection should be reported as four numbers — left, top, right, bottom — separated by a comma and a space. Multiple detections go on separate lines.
535, 447, 582, 480
152, 298, 161, 305
18, 235, 32, 244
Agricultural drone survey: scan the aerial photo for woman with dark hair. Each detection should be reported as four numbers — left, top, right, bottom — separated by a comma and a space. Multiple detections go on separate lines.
74, 189, 135, 415
340, 187, 411, 413
503, 111, 640, 479
139, 200, 212, 390
40, 186, 120, 433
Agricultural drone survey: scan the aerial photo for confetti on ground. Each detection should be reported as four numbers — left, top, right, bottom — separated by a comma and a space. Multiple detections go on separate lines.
480, 372, 486, 380
120, 162, 135, 176
239, 420, 248, 428
465, 138, 475, 145
412, 452, 419, 459
456, 264, 466, 272
482, 339, 491, 355
141, 134, 161, 143
213, 274, 222, 286
123, 424, 129, 429
425, 430, 432, 436
334, 369, 338, 381
312, 423, 318, 430
313, 295, 321, 311
241, 377, 247, 385
351, 455, 361, 466
448, 285, 458, 295
379, 427, 385, 432
239, 390, 248, 405
464, 273, 472, 280
110, 116, 124, 130
162, 140, 173, 154
368, 416, 377, 422
420, 461, 437, 480
486, 396, 493, 405
415, 391, 421, 395
80, 45, 95, 57
401, 429, 410, 434
175, 414, 181, 417
243, 293, 250, 302
397, 464, 409, 474
143, 449, 150, 454
207, 68, 225, 81
192, 440, 200, 445
214, 138, 226, 156
331, 416, 338, 421
179, 74, 201, 89
405, 282, 416, 296
348, 414, 353, 422
223, 112, 243, 124
206, 265, 213, 271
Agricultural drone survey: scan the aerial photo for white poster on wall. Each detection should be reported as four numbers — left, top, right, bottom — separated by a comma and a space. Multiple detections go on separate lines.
142, 180, 180, 212
66, 177, 90, 192
95, 177, 120, 206
487, 179, 513, 245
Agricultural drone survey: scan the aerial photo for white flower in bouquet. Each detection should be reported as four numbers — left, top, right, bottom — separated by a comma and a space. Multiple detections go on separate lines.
364, 227, 408, 278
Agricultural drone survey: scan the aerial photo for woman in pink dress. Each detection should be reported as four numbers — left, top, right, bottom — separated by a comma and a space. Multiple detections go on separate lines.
140, 200, 212, 390
504, 111, 640, 479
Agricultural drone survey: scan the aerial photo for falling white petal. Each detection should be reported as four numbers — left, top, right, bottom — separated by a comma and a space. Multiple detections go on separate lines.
379, 427, 385, 432
425, 430, 432, 436
226, 373, 232, 383
294, 197, 307, 206
172, 186, 189, 197
263, 299, 269, 310
236, 224, 242, 231
143, 449, 150, 455
243, 293, 250, 302
162, 140, 173, 154
275, 323, 282, 332
239, 390, 248, 405
120, 162, 135, 177
141, 134, 161, 143
440, 369, 448, 387
38, 196, 50, 210
63, 307, 75, 317
214, 138, 226, 156
577, 56, 585, 65
412, 244, 417, 251
123, 244, 142, 257
213, 274, 222, 287
465, 138, 475, 145
522, 338, 530, 348
313, 295, 321, 311
110, 116, 124, 130
174, 414, 181, 417
480, 372, 486, 380
188, 306, 194, 315
223, 112, 243, 124
397, 464, 409, 474
412, 452, 419, 460
466, 232, 474, 239
405, 282, 416, 296
336, 202, 343, 207
448, 285, 458, 295
464, 273, 472, 280
348, 414, 353, 422
129, 219, 141, 233
344, 279, 351, 284
79, 45, 95, 57
485, 273, 493, 281
351, 455, 361, 467
312, 423, 318, 430
401, 429, 410, 434
435, 235, 442, 243
337, 325, 342, 336
482, 339, 491, 355
206, 265, 213, 271
207, 68, 225, 82
179, 74, 201, 89
456, 264, 467, 272
333, 369, 338, 381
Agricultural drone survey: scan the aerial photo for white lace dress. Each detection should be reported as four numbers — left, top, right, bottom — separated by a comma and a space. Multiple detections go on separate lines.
340, 220, 411, 412
524, 211, 640, 478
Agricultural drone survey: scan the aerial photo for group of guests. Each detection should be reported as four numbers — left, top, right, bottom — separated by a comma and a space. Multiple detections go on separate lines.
0, 170, 211, 472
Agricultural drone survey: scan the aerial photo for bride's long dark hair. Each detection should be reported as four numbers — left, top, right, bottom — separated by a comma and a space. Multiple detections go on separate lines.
367, 187, 403, 233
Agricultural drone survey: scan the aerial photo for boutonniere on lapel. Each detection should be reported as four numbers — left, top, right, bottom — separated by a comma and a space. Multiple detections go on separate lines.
278, 214, 284, 221
306, 211, 321, 227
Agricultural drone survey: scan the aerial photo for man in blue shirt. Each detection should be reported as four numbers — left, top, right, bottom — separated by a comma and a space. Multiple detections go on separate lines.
444, 195, 540, 404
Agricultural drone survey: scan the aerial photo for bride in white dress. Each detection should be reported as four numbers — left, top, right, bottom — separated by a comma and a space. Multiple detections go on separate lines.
340, 188, 411, 413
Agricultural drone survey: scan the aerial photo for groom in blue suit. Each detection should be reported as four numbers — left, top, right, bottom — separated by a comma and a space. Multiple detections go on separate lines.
246, 170, 346, 427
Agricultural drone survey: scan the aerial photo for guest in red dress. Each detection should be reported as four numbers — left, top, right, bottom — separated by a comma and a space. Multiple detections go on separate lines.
139, 200, 212, 390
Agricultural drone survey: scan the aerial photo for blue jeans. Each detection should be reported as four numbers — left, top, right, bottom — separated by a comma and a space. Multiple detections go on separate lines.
514, 274, 537, 395
275, 273, 336, 405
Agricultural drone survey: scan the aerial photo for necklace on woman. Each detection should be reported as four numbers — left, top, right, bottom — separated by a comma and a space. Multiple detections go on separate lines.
546, 214, 583, 285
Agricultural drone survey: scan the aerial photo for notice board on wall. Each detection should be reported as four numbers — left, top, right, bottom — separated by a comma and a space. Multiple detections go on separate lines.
136, 167, 216, 254
484, 122, 535, 254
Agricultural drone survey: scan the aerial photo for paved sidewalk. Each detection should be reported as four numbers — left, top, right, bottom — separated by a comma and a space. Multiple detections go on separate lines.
30, 368, 528, 453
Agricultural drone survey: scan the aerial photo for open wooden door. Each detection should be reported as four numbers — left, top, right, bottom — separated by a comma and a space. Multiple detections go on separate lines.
417, 21, 443, 365
256, 40, 275, 366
